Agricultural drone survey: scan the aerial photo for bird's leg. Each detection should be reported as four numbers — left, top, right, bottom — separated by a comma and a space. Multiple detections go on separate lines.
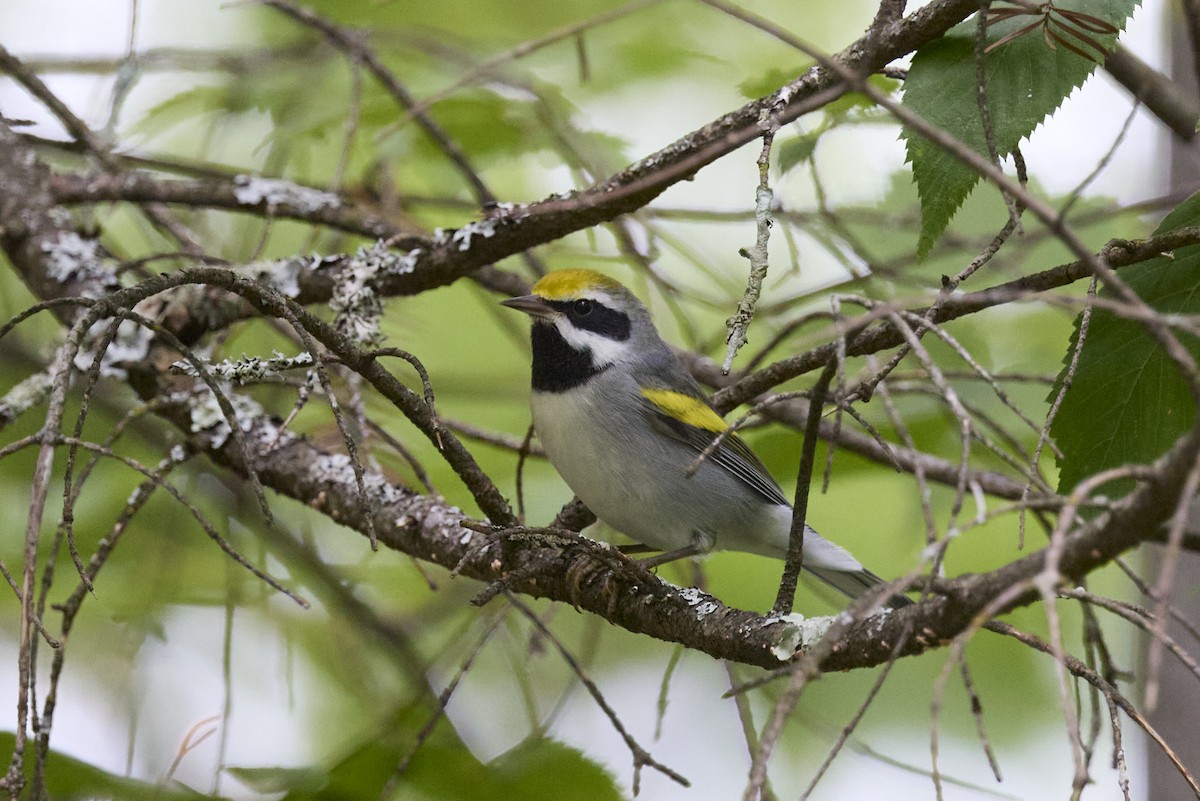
638, 543, 704, 568
617, 543, 656, 555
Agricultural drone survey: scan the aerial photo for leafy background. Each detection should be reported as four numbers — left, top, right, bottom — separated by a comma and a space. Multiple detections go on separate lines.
0, 0, 1179, 798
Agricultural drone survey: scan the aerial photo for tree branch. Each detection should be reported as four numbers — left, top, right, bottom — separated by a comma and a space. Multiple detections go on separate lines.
1105, 45, 1200, 141
712, 228, 1200, 411
29, 0, 980, 315
2, 0, 1193, 677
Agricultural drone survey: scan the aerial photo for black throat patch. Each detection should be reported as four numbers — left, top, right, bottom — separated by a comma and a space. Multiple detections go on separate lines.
530, 323, 607, 392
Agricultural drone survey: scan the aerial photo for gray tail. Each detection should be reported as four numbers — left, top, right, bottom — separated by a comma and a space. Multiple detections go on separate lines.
805, 567, 913, 609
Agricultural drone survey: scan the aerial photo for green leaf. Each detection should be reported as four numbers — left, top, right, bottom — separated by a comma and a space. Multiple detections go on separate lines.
824, 75, 899, 119
776, 76, 899, 176
0, 731, 221, 801
1154, 190, 1200, 235
488, 737, 624, 801
1050, 192, 1200, 495
378, 92, 569, 166
738, 66, 810, 99
251, 702, 625, 801
902, 1, 1139, 259
133, 84, 244, 137
777, 133, 819, 175
226, 766, 328, 795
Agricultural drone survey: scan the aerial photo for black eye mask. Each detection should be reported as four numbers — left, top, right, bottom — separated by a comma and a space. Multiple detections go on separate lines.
547, 298, 631, 341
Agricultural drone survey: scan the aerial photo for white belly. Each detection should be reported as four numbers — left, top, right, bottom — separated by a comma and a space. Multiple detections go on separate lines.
530, 383, 780, 554
528, 384, 865, 574
531, 387, 688, 551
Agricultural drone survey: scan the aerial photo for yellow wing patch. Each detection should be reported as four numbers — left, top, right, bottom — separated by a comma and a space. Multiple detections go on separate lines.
532, 269, 622, 300
641, 389, 727, 433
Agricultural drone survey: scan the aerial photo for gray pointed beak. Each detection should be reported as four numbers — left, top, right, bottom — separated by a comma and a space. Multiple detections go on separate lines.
500, 294, 555, 318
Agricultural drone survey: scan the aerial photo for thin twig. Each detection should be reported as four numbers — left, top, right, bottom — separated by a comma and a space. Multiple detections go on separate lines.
723, 129, 777, 372
772, 356, 836, 615
506, 594, 690, 792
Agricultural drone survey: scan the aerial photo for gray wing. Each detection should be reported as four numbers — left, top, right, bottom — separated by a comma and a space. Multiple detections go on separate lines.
639, 395, 791, 507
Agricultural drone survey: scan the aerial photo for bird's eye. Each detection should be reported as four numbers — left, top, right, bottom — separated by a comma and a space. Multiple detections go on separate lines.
572, 299, 594, 317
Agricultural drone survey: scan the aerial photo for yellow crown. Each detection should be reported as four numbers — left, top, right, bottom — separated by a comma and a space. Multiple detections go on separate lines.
531, 269, 622, 300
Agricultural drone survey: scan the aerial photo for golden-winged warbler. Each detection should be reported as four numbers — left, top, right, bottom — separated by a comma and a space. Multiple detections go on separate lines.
503, 269, 907, 606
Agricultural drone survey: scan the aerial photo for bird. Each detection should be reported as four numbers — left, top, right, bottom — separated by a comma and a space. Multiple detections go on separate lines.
502, 268, 908, 607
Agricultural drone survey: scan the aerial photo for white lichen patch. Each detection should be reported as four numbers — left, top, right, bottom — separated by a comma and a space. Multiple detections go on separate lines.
678, 586, 720, 619
312, 453, 356, 485
349, 240, 422, 277
272, 257, 305, 299
771, 625, 801, 662
188, 388, 264, 449
244, 254, 329, 299
172, 351, 314, 385
233, 175, 340, 213
795, 613, 837, 644
332, 270, 381, 347
391, 247, 420, 275
870, 606, 895, 633
0, 371, 53, 421
242, 257, 300, 298
74, 319, 153, 378
283, 241, 419, 319
361, 471, 408, 506
421, 501, 465, 531
42, 231, 114, 292
436, 218, 499, 252
331, 241, 419, 346
769, 613, 836, 662
311, 453, 407, 507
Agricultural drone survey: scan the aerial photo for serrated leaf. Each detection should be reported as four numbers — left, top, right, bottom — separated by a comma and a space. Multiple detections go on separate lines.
1153, 190, 1200, 234
902, 0, 1139, 259
488, 737, 624, 801
1050, 192, 1200, 496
